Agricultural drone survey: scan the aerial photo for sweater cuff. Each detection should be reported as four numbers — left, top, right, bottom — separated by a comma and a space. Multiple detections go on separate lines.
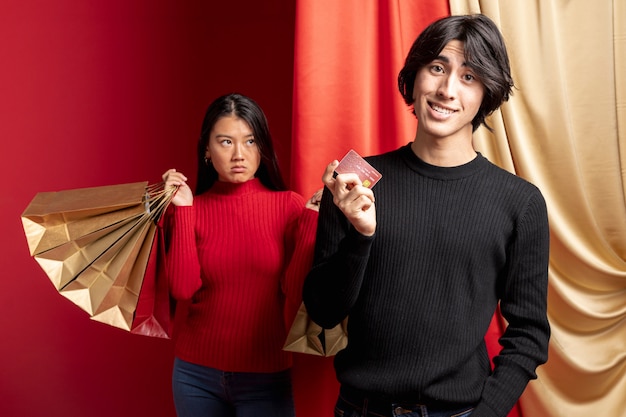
475, 363, 532, 417
342, 226, 375, 257
300, 206, 318, 228
172, 205, 195, 226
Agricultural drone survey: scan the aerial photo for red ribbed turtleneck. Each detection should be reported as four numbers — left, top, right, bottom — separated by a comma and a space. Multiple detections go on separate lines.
166, 178, 318, 372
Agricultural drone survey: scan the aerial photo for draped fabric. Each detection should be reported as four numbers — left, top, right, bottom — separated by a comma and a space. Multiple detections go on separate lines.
290, 2, 451, 416
291, 0, 450, 198
448, 1, 626, 416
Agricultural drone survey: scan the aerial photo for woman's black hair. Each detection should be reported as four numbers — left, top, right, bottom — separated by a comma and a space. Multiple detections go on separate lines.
195, 93, 287, 195
398, 14, 514, 131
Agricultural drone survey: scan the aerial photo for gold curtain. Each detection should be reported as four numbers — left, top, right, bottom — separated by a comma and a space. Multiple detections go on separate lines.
449, 0, 626, 415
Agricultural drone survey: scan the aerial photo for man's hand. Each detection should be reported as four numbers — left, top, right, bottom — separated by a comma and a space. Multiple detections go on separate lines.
322, 161, 376, 236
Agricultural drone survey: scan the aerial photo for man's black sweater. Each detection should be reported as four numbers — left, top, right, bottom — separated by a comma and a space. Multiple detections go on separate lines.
303, 144, 550, 417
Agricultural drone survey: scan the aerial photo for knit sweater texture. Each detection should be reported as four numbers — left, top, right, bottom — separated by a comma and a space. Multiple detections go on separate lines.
166, 178, 318, 373
303, 144, 550, 417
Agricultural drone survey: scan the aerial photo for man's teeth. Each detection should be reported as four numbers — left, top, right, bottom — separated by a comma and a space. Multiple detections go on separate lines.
432, 104, 454, 114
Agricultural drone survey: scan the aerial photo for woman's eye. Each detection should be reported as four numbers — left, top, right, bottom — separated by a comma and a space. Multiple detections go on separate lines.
431, 65, 444, 73
463, 74, 475, 81
246, 138, 256, 146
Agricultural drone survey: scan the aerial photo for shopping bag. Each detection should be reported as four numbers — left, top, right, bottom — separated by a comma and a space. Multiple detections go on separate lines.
283, 302, 348, 356
129, 222, 173, 338
21, 181, 175, 338
22, 181, 149, 256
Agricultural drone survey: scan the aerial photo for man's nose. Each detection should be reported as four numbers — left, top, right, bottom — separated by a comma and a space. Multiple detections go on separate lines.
437, 75, 457, 99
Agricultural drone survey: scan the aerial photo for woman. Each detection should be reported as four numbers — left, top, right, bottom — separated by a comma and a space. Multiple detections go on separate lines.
163, 93, 320, 417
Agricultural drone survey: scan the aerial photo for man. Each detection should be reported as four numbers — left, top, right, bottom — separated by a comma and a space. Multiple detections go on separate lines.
303, 14, 550, 417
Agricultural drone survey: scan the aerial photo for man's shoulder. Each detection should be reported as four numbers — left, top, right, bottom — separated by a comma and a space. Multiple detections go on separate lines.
480, 156, 536, 184
364, 145, 408, 167
480, 159, 547, 208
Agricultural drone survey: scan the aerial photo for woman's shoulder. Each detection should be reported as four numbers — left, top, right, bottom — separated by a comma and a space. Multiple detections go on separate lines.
272, 189, 307, 208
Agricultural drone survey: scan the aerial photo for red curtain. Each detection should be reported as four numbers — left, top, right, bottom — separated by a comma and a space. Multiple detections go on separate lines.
291, 0, 449, 198
290, 2, 521, 416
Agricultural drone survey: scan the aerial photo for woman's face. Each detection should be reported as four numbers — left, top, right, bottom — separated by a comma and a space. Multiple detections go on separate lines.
205, 115, 261, 183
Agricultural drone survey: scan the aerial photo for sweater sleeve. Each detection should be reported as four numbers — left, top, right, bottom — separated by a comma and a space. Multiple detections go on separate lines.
303, 186, 375, 329
281, 194, 319, 325
474, 190, 551, 417
165, 205, 202, 300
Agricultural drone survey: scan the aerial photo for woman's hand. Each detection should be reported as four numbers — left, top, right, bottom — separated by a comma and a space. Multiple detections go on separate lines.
162, 169, 193, 206
321, 161, 376, 236
305, 188, 324, 211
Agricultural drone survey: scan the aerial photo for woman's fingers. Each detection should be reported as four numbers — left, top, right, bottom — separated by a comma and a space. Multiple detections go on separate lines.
162, 169, 188, 187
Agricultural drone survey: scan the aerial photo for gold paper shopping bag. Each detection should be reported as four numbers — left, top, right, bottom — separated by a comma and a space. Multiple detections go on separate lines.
283, 302, 348, 357
21, 181, 175, 338
22, 182, 149, 256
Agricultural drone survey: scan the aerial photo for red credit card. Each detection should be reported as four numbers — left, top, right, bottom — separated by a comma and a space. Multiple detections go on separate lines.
334, 149, 382, 188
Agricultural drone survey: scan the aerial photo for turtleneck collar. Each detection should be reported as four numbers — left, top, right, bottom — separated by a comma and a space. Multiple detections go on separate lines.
208, 177, 267, 196
399, 143, 488, 181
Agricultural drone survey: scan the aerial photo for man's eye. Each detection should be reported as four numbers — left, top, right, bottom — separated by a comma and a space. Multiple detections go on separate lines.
431, 65, 444, 73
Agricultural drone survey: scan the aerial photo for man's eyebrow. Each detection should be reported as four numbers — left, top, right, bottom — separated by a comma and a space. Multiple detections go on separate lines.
433, 54, 470, 68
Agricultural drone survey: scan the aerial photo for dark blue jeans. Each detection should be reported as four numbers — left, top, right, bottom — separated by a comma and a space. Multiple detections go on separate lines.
172, 357, 295, 417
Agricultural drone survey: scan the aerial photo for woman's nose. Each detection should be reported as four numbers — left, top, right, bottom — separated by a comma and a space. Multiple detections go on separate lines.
232, 144, 244, 159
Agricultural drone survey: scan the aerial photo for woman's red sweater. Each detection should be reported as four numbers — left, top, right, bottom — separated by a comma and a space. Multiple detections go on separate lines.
165, 178, 318, 373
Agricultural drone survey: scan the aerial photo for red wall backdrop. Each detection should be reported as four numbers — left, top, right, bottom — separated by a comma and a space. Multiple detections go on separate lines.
1, 1, 298, 416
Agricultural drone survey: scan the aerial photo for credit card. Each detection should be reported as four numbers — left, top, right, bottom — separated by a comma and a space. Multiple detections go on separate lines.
334, 149, 382, 188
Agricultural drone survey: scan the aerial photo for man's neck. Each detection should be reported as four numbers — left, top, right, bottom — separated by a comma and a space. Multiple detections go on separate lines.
411, 131, 477, 167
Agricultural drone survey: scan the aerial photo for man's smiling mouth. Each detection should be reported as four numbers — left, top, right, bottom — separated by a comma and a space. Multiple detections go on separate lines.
430, 103, 456, 114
